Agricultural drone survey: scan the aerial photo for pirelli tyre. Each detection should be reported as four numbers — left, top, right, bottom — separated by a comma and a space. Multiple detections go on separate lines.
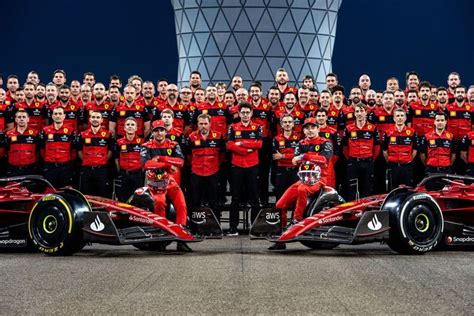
300, 241, 338, 250
28, 193, 88, 256
386, 192, 444, 255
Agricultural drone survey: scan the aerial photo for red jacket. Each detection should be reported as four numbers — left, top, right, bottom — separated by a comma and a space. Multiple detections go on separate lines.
154, 102, 191, 134
40, 125, 76, 163
382, 126, 418, 163
48, 102, 83, 132
342, 121, 380, 160
193, 101, 229, 136
187, 130, 225, 176
294, 136, 333, 180
446, 102, 473, 140
85, 101, 114, 130
461, 131, 474, 164
141, 138, 185, 182
408, 101, 440, 137
227, 122, 262, 168
115, 136, 143, 171
368, 107, 395, 139
110, 102, 149, 137
421, 130, 454, 168
5, 127, 39, 166
78, 128, 113, 167
251, 99, 272, 138
273, 107, 305, 135
272, 132, 300, 167
12, 100, 48, 131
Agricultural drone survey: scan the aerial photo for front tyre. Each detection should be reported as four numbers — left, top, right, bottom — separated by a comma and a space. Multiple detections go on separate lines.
28, 194, 86, 256
387, 193, 443, 255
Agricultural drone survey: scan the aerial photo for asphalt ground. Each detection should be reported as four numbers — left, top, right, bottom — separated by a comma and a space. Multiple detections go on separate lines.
0, 237, 472, 315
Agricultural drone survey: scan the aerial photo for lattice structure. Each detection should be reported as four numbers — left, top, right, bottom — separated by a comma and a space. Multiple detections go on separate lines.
172, 0, 342, 91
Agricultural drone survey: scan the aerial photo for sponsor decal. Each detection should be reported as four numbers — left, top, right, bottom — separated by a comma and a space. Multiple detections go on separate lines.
29, 130, 34, 135
235, 131, 241, 136
279, 140, 285, 146
390, 136, 396, 142
415, 110, 421, 115
318, 216, 343, 224
101, 131, 107, 137
202, 109, 208, 114
90, 216, 105, 232
314, 145, 320, 151
448, 236, 474, 244
194, 140, 201, 146
265, 211, 280, 225
0, 239, 27, 246
167, 149, 172, 155
11, 136, 17, 142
450, 111, 456, 117
121, 145, 127, 150
191, 211, 206, 224
367, 214, 382, 231
379, 116, 385, 121
129, 215, 154, 225
120, 111, 126, 116
351, 131, 357, 138
429, 139, 436, 145
48, 134, 54, 139
347, 113, 353, 118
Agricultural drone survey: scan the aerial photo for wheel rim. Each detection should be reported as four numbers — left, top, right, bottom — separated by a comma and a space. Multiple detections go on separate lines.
406, 204, 438, 244
32, 204, 68, 248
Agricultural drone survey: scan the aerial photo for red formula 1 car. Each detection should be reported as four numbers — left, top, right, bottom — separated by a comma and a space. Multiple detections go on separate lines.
0, 175, 222, 255
251, 174, 474, 254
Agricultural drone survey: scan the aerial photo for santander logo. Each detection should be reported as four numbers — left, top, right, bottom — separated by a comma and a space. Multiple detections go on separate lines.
367, 214, 382, 231
90, 216, 105, 232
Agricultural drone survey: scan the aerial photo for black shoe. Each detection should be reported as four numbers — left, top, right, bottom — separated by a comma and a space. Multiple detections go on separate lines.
176, 242, 193, 252
226, 228, 239, 236
268, 242, 286, 250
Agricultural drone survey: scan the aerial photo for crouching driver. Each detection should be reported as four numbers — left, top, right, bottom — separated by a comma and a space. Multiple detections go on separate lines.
269, 118, 333, 250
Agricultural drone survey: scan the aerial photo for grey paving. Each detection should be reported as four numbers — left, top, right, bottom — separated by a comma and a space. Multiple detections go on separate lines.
0, 238, 472, 315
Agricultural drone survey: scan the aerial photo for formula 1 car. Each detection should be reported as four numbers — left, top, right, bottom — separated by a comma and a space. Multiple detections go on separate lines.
0, 175, 222, 255
250, 174, 474, 254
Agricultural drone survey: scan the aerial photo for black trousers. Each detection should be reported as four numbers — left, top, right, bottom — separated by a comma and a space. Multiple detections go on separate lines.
466, 164, 474, 177
258, 138, 272, 205
43, 162, 73, 188
388, 161, 414, 190
190, 172, 219, 220
116, 169, 144, 202
7, 164, 38, 177
373, 154, 387, 193
346, 158, 374, 201
230, 165, 260, 229
80, 166, 108, 197
425, 166, 451, 176
274, 165, 299, 201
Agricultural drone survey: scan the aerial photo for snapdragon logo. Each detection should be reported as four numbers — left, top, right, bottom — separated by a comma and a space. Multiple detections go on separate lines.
367, 214, 382, 231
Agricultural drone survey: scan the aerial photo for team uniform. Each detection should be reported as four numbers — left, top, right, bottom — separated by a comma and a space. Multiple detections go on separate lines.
318, 125, 341, 188
84, 100, 114, 130
420, 130, 455, 175
11, 100, 48, 131
461, 131, 474, 176
5, 127, 40, 176
272, 132, 300, 200
114, 136, 144, 202
110, 103, 150, 138
48, 102, 83, 132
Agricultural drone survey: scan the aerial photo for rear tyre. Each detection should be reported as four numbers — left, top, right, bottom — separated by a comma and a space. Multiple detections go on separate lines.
300, 241, 338, 250
387, 193, 443, 255
29, 194, 86, 256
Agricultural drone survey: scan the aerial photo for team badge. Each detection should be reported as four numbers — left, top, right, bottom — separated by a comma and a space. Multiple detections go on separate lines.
170, 135, 175, 140
167, 149, 172, 155
179, 105, 183, 110
136, 138, 141, 144
314, 145, 320, 151
157, 174, 162, 180
195, 140, 201, 146
29, 130, 34, 135
64, 128, 68, 133
6, 101, 10, 105
406, 130, 411, 135
368, 124, 372, 129
325, 133, 330, 138
251, 125, 256, 130
120, 111, 126, 116
218, 103, 223, 108
85, 138, 91, 144
415, 110, 421, 115
467, 105, 471, 110
430, 104, 435, 109
101, 131, 106, 137
121, 145, 127, 150
71, 106, 75, 110
105, 104, 109, 109
331, 111, 336, 116
212, 133, 217, 138
136, 105, 140, 110
296, 111, 300, 116
304, 165, 310, 170
48, 134, 54, 139
154, 101, 158, 105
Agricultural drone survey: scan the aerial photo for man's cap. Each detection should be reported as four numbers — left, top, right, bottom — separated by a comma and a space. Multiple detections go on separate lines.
152, 120, 166, 131
302, 117, 318, 128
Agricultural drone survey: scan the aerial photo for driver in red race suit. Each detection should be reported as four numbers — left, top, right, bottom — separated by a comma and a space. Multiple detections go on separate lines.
269, 118, 333, 250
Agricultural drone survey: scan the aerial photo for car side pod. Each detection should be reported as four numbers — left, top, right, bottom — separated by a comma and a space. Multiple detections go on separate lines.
249, 208, 282, 239
383, 190, 444, 255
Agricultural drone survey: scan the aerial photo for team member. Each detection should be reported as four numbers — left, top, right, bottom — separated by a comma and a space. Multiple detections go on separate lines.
272, 114, 300, 200
404, 71, 420, 95
407, 81, 440, 138
83, 72, 96, 88
156, 79, 168, 107
193, 86, 229, 136
48, 85, 82, 132
186, 114, 225, 220
140, 120, 185, 184
35, 83, 46, 104
77, 111, 114, 197
84, 83, 113, 130
189, 70, 202, 94
270, 118, 332, 250
275, 68, 297, 100
9, 82, 48, 131
358, 74, 371, 97
0, 88, 10, 131
5, 110, 40, 176
342, 103, 380, 200
227, 102, 262, 236
5, 75, 19, 106
40, 107, 76, 188
80, 84, 92, 105
325, 73, 338, 93
297, 86, 317, 117
315, 108, 340, 188
52, 69, 67, 87
461, 130, 474, 177
446, 85, 472, 141
436, 87, 449, 111
26, 71, 40, 85
382, 108, 418, 189
420, 113, 455, 175
154, 84, 190, 135
386, 77, 400, 92
109, 85, 150, 138
447, 72, 461, 103
69, 80, 84, 108
140, 81, 158, 120
273, 92, 305, 135
114, 117, 144, 202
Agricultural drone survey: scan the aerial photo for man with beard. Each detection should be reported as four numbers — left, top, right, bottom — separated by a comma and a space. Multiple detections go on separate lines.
275, 68, 297, 100
341, 87, 363, 130
48, 85, 82, 132
193, 86, 229, 138
69, 80, 83, 108
420, 113, 455, 175
109, 75, 122, 89
8, 82, 48, 131
140, 81, 157, 120
186, 114, 225, 220
302, 75, 314, 89
404, 71, 420, 95
80, 84, 92, 105
114, 117, 144, 202
325, 73, 338, 93
15, 88, 26, 104
108, 86, 122, 108
231, 75, 243, 93
407, 81, 440, 138
315, 108, 340, 188
436, 87, 449, 111
249, 82, 272, 206
5, 110, 40, 176
386, 77, 400, 92
369, 91, 396, 192
52, 69, 67, 87
35, 83, 46, 104
308, 87, 319, 105
0, 88, 10, 131
154, 84, 190, 136
83, 72, 96, 88
394, 89, 407, 111
156, 79, 168, 107
110, 85, 150, 138
27, 71, 40, 85
430, 85, 438, 103
77, 110, 113, 197
227, 102, 262, 236
5, 75, 19, 106
382, 108, 418, 189
179, 86, 196, 132
84, 83, 113, 130
406, 89, 418, 105
342, 103, 380, 200
298, 86, 316, 117
40, 106, 76, 188
273, 92, 305, 135
358, 74, 371, 97
189, 70, 202, 94
468, 85, 474, 104
365, 89, 377, 111
447, 72, 461, 103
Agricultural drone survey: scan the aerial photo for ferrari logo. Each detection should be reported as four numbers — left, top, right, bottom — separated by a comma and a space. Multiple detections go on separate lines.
101, 132, 106, 137
351, 132, 357, 137
415, 110, 421, 115
121, 145, 127, 150
368, 124, 372, 129
179, 105, 183, 110
390, 137, 396, 142
263, 104, 268, 109
251, 125, 256, 130
167, 149, 172, 155
406, 130, 411, 135
120, 111, 126, 116
64, 128, 68, 133
212, 133, 216, 138
379, 116, 385, 121
331, 111, 336, 116
105, 104, 109, 109
171, 135, 175, 140
450, 111, 456, 117
195, 140, 201, 146
325, 133, 330, 138
296, 111, 300, 116
29, 130, 33, 135
314, 145, 320, 151
48, 134, 54, 139
467, 105, 471, 110
154, 101, 158, 105
136, 138, 141, 143
5, 101, 10, 106
136, 105, 140, 110
304, 165, 309, 170
71, 105, 75, 110
218, 103, 223, 108
157, 174, 162, 180
11, 136, 17, 142
430, 104, 435, 109
85, 138, 91, 144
